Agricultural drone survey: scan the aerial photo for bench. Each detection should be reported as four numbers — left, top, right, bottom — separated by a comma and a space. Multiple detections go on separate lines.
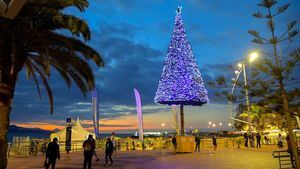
272, 150, 295, 169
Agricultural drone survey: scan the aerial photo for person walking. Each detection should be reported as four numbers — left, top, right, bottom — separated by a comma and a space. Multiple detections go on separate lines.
249, 133, 254, 148
42, 142, 47, 155
105, 137, 114, 167
44, 138, 60, 169
195, 135, 201, 152
171, 135, 177, 155
83, 134, 95, 169
277, 134, 284, 149
256, 133, 261, 148
118, 141, 121, 151
212, 134, 217, 151
33, 141, 39, 156
132, 139, 136, 150
126, 142, 129, 151
264, 135, 269, 145
110, 132, 116, 152
244, 133, 248, 147
142, 141, 145, 151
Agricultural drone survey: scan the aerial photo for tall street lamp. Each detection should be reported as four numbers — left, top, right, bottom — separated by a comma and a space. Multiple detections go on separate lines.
238, 52, 259, 131
230, 52, 259, 132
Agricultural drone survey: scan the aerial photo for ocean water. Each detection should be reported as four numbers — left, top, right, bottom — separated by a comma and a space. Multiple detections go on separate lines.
8, 132, 134, 142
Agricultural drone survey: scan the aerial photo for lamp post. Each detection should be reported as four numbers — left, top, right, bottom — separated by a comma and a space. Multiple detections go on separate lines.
230, 52, 259, 132
241, 60, 251, 131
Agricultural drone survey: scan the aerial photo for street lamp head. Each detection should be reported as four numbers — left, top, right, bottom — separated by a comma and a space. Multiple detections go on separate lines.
228, 123, 232, 127
208, 121, 212, 125
219, 122, 222, 126
212, 123, 216, 127
249, 52, 259, 62
161, 123, 165, 127
237, 63, 242, 68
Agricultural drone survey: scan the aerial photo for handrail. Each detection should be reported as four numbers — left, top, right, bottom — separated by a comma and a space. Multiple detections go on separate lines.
272, 150, 290, 158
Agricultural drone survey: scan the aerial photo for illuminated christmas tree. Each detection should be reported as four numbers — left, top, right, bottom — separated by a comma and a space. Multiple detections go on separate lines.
154, 7, 208, 135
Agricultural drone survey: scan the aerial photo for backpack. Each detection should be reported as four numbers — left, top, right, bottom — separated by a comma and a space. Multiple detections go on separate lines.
84, 141, 92, 151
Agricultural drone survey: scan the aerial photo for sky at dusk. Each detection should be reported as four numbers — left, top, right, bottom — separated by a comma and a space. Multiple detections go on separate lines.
10, 0, 300, 133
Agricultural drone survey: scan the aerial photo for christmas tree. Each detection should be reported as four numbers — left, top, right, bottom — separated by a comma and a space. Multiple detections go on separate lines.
154, 7, 208, 135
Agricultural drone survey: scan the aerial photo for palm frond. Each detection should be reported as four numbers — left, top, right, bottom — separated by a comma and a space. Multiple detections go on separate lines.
30, 60, 54, 114
30, 0, 89, 12
24, 60, 42, 100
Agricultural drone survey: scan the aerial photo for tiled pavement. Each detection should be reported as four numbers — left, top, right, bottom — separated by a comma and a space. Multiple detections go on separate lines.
8, 146, 279, 169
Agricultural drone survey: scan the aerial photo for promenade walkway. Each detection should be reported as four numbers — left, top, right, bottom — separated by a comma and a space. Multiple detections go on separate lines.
8, 146, 278, 169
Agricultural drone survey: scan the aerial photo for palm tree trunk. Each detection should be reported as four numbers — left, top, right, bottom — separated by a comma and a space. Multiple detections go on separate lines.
0, 102, 11, 169
0, 77, 18, 169
0, 24, 25, 169
0, 81, 15, 169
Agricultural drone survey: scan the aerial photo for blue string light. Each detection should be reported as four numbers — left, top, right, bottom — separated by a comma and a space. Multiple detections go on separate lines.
154, 7, 209, 106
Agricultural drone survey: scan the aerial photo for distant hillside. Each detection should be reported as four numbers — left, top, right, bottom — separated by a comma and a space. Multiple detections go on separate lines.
8, 125, 51, 142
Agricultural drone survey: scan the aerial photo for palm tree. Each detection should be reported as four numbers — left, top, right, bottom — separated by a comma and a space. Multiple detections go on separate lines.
0, 1, 103, 168
238, 105, 277, 132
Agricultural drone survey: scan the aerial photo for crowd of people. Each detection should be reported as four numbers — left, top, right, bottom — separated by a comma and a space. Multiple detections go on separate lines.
243, 133, 261, 148
44, 133, 117, 169
242, 132, 288, 149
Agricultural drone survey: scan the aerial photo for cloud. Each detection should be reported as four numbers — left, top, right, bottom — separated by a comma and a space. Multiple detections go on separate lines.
10, 21, 232, 124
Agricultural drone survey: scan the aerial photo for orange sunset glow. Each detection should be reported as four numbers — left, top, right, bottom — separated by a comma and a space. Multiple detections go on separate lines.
13, 114, 170, 132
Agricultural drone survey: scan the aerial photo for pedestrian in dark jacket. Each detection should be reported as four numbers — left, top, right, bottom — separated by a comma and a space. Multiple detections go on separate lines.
256, 133, 261, 148
249, 133, 255, 148
195, 135, 201, 152
45, 138, 60, 169
172, 135, 177, 155
105, 137, 114, 166
83, 134, 95, 169
244, 133, 248, 147
132, 139, 136, 151
212, 134, 217, 151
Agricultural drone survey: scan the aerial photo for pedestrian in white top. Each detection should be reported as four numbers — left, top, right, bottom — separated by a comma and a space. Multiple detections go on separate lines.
110, 132, 116, 152
277, 134, 284, 149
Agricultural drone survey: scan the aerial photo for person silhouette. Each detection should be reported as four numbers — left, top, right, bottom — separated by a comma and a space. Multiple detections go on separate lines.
45, 138, 60, 169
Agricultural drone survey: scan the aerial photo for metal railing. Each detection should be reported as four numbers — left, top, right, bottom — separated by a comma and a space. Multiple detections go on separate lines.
272, 150, 297, 169
9, 136, 299, 158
